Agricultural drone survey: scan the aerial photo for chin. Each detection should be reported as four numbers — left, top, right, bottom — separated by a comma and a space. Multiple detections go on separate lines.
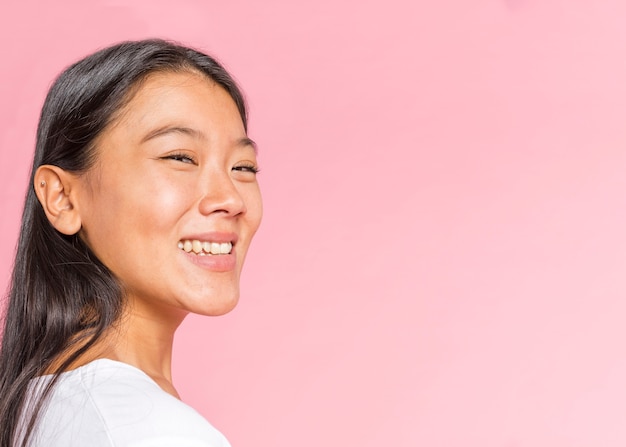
194, 292, 240, 317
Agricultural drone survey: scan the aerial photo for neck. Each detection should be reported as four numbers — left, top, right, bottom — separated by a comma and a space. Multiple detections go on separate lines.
50, 296, 188, 398
103, 297, 188, 397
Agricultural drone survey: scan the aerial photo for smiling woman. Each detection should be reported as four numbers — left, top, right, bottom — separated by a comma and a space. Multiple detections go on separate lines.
0, 40, 262, 447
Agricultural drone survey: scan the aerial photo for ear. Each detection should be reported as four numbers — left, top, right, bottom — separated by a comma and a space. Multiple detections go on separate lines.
34, 165, 83, 235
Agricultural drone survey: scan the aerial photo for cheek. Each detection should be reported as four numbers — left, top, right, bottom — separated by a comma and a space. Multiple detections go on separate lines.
128, 163, 190, 207
143, 180, 186, 220
243, 185, 263, 230
81, 172, 191, 255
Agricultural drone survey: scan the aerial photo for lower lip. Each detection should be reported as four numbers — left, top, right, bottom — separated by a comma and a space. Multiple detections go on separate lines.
182, 250, 237, 272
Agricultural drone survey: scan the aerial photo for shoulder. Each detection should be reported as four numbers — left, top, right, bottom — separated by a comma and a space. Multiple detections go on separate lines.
31, 359, 230, 447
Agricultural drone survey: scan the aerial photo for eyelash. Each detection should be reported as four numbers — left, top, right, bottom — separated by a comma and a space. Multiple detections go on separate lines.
163, 152, 196, 164
232, 164, 260, 174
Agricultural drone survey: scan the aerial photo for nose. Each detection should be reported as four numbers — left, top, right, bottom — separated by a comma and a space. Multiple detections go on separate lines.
198, 169, 246, 217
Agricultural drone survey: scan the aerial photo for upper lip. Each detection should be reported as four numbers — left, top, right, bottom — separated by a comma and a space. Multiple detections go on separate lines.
179, 232, 238, 245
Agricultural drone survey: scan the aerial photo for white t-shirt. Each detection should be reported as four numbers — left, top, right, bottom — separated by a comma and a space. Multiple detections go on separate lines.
25, 358, 231, 447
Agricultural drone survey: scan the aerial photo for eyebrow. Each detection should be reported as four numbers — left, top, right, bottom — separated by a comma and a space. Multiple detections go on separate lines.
237, 136, 258, 154
141, 125, 257, 153
141, 125, 203, 143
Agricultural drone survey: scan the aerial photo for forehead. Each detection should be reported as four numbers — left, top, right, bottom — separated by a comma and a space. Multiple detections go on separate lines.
106, 70, 244, 138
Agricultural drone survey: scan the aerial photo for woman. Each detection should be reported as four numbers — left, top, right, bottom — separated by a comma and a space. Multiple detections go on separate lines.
0, 39, 262, 446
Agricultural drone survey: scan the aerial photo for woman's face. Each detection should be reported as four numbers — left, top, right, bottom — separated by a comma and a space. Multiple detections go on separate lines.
75, 71, 262, 320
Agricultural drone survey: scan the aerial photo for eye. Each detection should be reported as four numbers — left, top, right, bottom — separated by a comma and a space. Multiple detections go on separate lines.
232, 163, 259, 174
162, 152, 197, 164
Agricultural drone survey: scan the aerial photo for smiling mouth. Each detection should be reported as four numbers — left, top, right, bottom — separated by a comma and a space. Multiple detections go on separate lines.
178, 240, 233, 256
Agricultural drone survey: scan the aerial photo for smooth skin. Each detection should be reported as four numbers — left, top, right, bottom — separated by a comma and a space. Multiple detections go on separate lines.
34, 71, 263, 396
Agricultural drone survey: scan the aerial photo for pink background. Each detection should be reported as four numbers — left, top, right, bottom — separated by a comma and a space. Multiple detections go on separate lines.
2, 0, 626, 445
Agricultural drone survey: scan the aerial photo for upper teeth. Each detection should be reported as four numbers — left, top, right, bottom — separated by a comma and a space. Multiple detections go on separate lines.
178, 240, 233, 255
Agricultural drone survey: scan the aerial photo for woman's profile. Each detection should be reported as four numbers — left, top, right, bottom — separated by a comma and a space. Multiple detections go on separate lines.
0, 39, 262, 446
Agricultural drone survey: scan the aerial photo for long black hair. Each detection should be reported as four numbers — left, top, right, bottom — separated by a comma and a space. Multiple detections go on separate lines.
0, 39, 248, 447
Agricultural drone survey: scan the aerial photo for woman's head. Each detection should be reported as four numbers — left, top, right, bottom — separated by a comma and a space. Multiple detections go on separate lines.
0, 39, 261, 446
33, 42, 262, 320
36, 69, 262, 320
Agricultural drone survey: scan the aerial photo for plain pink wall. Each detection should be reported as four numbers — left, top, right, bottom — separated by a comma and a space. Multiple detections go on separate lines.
3, 0, 626, 445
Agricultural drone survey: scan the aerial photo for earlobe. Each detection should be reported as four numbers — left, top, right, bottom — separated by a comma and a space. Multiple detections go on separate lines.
34, 165, 82, 235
